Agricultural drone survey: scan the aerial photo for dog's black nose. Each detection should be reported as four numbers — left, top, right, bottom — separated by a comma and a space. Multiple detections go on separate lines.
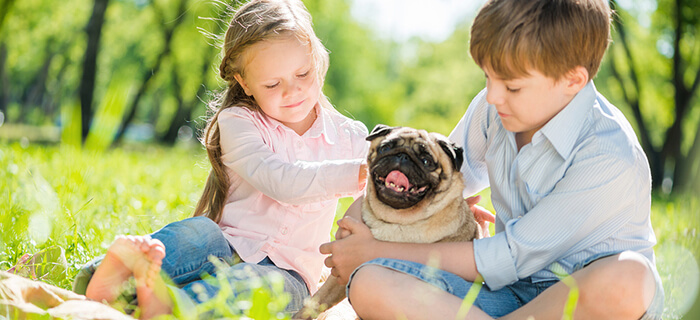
397, 153, 412, 165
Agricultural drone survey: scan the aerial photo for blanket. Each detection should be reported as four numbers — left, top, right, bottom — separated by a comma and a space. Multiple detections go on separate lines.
0, 271, 132, 319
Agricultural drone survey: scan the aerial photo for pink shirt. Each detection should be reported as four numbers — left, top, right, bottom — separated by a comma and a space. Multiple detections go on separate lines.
217, 105, 368, 292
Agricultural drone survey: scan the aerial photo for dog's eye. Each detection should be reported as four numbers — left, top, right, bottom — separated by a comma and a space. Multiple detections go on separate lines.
379, 144, 392, 154
421, 156, 434, 167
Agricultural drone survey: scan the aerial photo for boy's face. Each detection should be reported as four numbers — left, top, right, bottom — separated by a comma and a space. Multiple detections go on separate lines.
483, 67, 577, 138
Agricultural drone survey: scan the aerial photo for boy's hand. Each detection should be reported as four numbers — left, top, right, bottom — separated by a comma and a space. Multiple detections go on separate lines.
320, 216, 377, 284
334, 197, 363, 240
466, 195, 495, 238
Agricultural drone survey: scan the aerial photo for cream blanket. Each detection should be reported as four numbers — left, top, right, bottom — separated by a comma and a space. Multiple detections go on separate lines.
0, 271, 132, 319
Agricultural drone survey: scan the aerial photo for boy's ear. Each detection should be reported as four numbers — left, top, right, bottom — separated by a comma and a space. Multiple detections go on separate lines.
233, 74, 252, 96
565, 66, 589, 94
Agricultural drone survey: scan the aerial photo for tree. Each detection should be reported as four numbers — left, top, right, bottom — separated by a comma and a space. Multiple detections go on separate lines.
0, 0, 17, 34
606, 0, 700, 195
79, 0, 110, 142
0, 43, 8, 115
111, 0, 188, 146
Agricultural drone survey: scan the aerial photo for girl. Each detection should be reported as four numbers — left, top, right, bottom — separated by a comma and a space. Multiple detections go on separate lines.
80, 0, 368, 318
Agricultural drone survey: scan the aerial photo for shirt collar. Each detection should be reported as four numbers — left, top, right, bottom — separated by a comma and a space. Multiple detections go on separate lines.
261, 105, 337, 144
305, 105, 338, 145
538, 81, 596, 158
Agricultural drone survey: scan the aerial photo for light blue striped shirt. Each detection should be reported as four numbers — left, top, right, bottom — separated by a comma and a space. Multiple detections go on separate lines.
449, 82, 657, 290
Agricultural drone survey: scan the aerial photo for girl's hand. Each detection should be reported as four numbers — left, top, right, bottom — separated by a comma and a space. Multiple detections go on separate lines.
358, 163, 368, 190
320, 216, 377, 284
466, 195, 495, 238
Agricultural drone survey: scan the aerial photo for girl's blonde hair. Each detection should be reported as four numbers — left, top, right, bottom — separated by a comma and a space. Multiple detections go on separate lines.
194, 0, 331, 222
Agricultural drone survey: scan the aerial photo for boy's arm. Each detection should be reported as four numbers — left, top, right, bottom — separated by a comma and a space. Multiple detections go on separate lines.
474, 153, 649, 290
325, 196, 493, 282
321, 216, 480, 284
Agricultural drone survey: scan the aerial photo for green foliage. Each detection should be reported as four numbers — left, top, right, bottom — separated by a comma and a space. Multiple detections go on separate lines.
173, 258, 292, 319
651, 195, 700, 319
0, 142, 207, 289
85, 82, 131, 151
2, 0, 700, 317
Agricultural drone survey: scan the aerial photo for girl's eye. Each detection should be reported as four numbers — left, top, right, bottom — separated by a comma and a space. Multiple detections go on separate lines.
265, 83, 279, 89
297, 71, 310, 78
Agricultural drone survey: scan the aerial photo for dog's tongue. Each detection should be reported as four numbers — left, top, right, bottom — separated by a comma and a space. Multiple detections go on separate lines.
386, 170, 412, 192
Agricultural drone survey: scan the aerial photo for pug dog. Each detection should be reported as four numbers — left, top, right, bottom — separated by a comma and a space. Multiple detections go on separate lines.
294, 125, 481, 320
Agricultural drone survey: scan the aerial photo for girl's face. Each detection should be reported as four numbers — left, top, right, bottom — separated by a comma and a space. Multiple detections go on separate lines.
234, 36, 321, 135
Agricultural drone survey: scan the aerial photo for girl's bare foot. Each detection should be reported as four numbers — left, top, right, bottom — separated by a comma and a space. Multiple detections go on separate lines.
133, 243, 173, 320
85, 235, 153, 303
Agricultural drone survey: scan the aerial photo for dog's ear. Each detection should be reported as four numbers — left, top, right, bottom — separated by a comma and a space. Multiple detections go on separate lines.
366, 124, 395, 142
438, 139, 464, 171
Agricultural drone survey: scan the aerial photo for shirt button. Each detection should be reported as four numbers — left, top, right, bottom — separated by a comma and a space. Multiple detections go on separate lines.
296, 141, 304, 148
281, 227, 289, 235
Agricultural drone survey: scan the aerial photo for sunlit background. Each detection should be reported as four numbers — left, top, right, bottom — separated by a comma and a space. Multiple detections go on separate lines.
0, 0, 698, 318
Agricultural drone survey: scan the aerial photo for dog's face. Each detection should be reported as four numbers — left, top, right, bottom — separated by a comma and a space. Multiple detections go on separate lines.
365, 125, 464, 224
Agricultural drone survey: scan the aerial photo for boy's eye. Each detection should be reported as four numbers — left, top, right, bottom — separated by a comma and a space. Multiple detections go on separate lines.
265, 83, 279, 89
506, 87, 520, 93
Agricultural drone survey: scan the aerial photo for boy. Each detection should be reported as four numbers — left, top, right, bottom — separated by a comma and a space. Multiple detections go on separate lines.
320, 0, 664, 319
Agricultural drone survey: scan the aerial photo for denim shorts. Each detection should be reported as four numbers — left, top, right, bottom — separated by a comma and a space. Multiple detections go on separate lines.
350, 255, 664, 319
348, 258, 558, 318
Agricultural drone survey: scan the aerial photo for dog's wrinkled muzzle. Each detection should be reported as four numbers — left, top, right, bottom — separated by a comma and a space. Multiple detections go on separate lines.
371, 152, 433, 209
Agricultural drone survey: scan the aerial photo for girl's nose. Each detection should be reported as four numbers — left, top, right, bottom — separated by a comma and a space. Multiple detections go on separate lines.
283, 80, 302, 98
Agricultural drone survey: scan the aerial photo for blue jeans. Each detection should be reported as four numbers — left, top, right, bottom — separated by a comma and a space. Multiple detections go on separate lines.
350, 257, 664, 319
77, 216, 309, 315
348, 258, 557, 318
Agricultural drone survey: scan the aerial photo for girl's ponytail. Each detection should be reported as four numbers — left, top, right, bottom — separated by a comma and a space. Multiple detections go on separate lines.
193, 107, 228, 223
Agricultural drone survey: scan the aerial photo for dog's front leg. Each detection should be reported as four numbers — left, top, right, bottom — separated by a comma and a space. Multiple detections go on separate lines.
293, 275, 347, 320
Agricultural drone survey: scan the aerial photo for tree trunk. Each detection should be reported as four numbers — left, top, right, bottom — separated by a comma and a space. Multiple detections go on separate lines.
111, 0, 187, 146
44, 51, 73, 120
160, 68, 198, 145
26, 51, 55, 110
608, 0, 700, 194
667, 0, 700, 194
608, 0, 664, 188
0, 43, 8, 116
79, 0, 110, 142
160, 46, 215, 145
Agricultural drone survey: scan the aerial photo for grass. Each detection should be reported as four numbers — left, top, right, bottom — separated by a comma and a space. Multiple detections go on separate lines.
1, 141, 699, 319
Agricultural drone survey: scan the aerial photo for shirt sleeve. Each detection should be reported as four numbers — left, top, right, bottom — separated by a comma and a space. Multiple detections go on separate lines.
349, 120, 370, 199
218, 109, 364, 206
448, 88, 491, 196
474, 152, 647, 290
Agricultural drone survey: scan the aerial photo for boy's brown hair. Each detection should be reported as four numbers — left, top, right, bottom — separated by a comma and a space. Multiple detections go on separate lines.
470, 0, 611, 81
